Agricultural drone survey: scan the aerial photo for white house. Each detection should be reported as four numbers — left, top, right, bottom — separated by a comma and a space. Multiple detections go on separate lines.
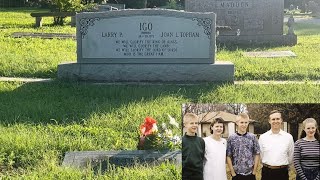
197, 111, 255, 138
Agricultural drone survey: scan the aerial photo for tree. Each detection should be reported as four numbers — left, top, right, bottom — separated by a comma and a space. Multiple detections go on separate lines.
247, 104, 320, 140
182, 103, 247, 116
107, 0, 147, 8
106, 0, 184, 9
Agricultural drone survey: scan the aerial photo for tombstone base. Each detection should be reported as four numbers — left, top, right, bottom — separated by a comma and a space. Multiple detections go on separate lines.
217, 34, 297, 46
57, 61, 234, 83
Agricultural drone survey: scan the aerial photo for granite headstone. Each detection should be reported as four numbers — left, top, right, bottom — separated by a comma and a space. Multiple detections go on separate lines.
58, 9, 234, 82
185, 0, 297, 46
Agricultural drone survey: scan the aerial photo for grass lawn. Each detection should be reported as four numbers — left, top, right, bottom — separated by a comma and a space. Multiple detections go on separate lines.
1, 81, 320, 179
0, 8, 320, 80
0, 8, 319, 179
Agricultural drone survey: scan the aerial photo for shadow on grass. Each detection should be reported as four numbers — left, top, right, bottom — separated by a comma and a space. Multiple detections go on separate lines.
0, 67, 58, 79
0, 7, 49, 13
0, 22, 74, 29
295, 23, 320, 35
0, 80, 227, 125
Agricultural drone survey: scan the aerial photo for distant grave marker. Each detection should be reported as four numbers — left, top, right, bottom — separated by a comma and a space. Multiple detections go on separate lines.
243, 50, 297, 58
11, 32, 75, 39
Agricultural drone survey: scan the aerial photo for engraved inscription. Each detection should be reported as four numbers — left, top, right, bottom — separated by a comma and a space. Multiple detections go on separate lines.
113, 39, 179, 57
160, 32, 200, 38
101, 32, 123, 38
243, 18, 263, 30
216, 1, 252, 9
81, 15, 211, 59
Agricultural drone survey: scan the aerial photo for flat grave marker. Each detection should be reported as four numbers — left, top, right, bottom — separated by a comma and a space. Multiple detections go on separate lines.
62, 150, 182, 170
243, 51, 297, 58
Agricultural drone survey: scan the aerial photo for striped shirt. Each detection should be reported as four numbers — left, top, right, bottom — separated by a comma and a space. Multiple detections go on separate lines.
293, 139, 320, 179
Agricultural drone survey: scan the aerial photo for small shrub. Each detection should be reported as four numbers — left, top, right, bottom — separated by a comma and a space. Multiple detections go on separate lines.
49, 0, 84, 25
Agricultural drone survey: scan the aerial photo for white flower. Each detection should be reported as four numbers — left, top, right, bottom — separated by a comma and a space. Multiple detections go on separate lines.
168, 114, 179, 128
165, 129, 173, 138
171, 135, 181, 145
161, 122, 167, 130
151, 123, 158, 133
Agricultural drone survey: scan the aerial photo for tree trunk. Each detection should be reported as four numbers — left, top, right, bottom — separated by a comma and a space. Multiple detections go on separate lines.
53, 17, 65, 25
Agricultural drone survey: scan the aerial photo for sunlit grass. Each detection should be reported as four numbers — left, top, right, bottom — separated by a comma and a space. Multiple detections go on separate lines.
0, 8, 319, 179
1, 81, 319, 178
0, 8, 320, 79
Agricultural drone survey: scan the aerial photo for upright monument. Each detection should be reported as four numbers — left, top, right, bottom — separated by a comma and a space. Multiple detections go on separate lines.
185, 0, 297, 46
58, 9, 234, 82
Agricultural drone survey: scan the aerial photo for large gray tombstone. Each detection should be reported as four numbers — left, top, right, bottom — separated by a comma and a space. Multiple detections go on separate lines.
185, 0, 297, 46
58, 9, 234, 82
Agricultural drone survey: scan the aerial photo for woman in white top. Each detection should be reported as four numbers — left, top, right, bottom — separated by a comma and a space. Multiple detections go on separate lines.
203, 117, 227, 180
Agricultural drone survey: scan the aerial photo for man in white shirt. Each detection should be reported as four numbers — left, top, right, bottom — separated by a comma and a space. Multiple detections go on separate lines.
258, 110, 294, 180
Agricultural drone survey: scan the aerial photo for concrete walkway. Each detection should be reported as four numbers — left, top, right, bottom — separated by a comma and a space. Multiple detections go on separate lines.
0, 77, 53, 83
1, 76, 320, 85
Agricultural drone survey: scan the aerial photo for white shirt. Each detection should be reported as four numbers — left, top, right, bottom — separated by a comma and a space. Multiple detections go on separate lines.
203, 137, 227, 180
258, 129, 294, 166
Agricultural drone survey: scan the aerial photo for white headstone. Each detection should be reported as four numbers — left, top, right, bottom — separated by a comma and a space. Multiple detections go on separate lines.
77, 9, 216, 63
58, 9, 234, 82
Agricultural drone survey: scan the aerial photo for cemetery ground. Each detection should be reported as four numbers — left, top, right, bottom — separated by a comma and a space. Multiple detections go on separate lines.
0, 8, 320, 179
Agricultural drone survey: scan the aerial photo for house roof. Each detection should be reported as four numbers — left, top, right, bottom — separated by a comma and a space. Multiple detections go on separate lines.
198, 111, 255, 124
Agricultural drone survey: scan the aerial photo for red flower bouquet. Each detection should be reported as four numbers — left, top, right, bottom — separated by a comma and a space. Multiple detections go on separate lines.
137, 115, 181, 150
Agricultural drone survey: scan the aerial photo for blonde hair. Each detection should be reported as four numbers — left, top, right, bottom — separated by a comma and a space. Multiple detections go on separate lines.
183, 113, 198, 125
236, 113, 249, 122
300, 118, 320, 140
302, 118, 318, 128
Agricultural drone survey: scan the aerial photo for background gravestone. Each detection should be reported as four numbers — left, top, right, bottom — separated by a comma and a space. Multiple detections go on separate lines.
185, 0, 297, 46
186, 0, 283, 36
308, 1, 320, 15
58, 9, 234, 82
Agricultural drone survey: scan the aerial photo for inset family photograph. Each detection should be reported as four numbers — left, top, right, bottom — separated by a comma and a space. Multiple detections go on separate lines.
182, 103, 320, 180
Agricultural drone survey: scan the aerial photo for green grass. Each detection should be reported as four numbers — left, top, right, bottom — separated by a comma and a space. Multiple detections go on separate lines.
0, 8, 320, 80
218, 35, 320, 80
218, 22, 320, 80
0, 8, 76, 78
1, 81, 320, 178
0, 7, 320, 179
1, 81, 320, 124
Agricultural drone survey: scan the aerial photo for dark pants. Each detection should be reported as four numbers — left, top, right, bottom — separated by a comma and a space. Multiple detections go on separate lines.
182, 175, 203, 180
232, 174, 256, 180
296, 167, 320, 180
261, 166, 289, 180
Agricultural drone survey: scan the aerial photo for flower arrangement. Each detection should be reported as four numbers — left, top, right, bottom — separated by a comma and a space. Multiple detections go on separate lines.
137, 115, 181, 150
